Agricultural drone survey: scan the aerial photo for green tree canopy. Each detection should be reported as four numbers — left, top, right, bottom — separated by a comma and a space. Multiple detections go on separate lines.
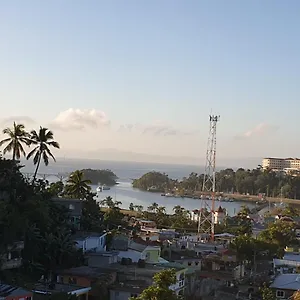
64, 170, 92, 199
131, 269, 180, 300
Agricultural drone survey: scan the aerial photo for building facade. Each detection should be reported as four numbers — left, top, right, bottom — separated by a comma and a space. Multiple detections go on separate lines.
262, 157, 300, 171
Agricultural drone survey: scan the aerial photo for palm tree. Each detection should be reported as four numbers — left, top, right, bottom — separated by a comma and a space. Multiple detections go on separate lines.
27, 127, 60, 181
147, 202, 159, 212
0, 122, 30, 160
157, 206, 166, 214
65, 170, 91, 199
173, 205, 184, 215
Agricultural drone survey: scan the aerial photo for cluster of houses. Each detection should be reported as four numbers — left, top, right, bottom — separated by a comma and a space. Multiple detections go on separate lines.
5, 198, 300, 300
0, 199, 250, 300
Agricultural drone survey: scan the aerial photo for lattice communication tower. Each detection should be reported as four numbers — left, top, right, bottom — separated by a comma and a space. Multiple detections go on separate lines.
198, 115, 220, 240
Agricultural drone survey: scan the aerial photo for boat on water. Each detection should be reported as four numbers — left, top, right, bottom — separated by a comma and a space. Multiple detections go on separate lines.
102, 185, 110, 191
96, 182, 111, 192
165, 193, 173, 197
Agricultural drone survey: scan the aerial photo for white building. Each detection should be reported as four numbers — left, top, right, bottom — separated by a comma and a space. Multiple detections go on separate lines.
73, 232, 107, 253
214, 206, 225, 224
262, 157, 300, 171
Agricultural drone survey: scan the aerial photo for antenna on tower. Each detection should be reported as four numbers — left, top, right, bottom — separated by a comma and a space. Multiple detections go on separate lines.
198, 114, 220, 241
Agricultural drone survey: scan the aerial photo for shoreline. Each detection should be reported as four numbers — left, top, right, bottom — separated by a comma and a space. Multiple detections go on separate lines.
138, 188, 300, 205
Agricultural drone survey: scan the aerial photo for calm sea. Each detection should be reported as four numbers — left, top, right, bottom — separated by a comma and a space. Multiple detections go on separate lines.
21, 158, 204, 180
20, 158, 254, 215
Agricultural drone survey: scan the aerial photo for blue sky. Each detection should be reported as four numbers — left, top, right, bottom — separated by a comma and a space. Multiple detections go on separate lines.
0, 1, 299, 164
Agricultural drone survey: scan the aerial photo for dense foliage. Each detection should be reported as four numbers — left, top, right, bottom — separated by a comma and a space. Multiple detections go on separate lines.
80, 168, 118, 185
132, 171, 172, 191
141, 203, 198, 231
0, 157, 82, 281
130, 269, 180, 300
133, 167, 300, 199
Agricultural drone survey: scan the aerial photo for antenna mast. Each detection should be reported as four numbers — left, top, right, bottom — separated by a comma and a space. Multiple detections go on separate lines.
198, 115, 220, 240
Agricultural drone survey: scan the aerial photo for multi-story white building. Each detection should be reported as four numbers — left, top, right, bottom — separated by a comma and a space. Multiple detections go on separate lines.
262, 157, 300, 171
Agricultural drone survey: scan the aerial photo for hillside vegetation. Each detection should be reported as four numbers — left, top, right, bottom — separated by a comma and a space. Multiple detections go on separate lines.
81, 168, 118, 185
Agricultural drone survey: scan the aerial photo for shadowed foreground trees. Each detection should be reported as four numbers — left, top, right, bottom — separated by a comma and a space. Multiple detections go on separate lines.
0, 156, 82, 280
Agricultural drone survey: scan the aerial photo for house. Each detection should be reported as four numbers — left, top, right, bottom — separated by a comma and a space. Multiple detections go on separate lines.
59, 266, 116, 299
0, 283, 32, 300
270, 274, 300, 299
110, 234, 129, 251
1, 241, 24, 270
52, 198, 82, 230
135, 219, 157, 231
117, 240, 167, 264
110, 262, 186, 297
72, 232, 107, 253
109, 280, 148, 300
159, 229, 178, 241
33, 282, 91, 300
139, 231, 159, 242
87, 251, 119, 268
214, 206, 225, 224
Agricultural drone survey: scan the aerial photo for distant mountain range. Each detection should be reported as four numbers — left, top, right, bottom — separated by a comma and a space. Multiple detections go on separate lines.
61, 148, 261, 169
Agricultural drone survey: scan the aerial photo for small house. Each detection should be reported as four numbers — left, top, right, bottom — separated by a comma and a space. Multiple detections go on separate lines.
270, 274, 300, 299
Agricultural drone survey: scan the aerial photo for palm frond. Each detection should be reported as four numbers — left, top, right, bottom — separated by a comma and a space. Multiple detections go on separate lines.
45, 147, 56, 162
33, 151, 40, 165
2, 128, 13, 136
47, 141, 60, 148
0, 138, 12, 147
26, 146, 38, 160
3, 141, 14, 154
42, 151, 49, 166
16, 142, 26, 158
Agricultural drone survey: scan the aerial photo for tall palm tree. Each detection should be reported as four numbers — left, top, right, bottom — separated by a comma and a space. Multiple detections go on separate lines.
0, 122, 30, 160
65, 170, 91, 199
27, 127, 60, 181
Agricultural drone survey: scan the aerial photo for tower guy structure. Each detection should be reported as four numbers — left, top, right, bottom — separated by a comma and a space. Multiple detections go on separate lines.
198, 115, 220, 240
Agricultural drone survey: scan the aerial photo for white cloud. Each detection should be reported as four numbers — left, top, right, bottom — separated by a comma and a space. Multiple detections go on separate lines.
118, 121, 197, 137
50, 108, 110, 131
235, 123, 278, 139
1, 116, 35, 125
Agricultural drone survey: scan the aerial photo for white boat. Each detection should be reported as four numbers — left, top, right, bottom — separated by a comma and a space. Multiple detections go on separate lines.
165, 193, 173, 197
96, 186, 102, 192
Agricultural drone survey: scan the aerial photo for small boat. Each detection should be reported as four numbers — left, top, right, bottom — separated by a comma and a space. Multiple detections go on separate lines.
165, 193, 173, 197
96, 186, 102, 193
102, 185, 110, 191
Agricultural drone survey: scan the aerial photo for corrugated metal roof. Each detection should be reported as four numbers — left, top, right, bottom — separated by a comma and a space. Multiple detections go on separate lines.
270, 274, 300, 290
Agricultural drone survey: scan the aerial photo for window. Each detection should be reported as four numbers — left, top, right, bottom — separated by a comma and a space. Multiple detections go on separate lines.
276, 290, 285, 298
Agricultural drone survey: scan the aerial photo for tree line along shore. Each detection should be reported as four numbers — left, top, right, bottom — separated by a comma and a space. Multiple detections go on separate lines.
132, 168, 300, 204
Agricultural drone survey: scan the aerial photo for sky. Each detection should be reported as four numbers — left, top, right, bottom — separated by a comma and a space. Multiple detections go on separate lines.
0, 0, 300, 166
